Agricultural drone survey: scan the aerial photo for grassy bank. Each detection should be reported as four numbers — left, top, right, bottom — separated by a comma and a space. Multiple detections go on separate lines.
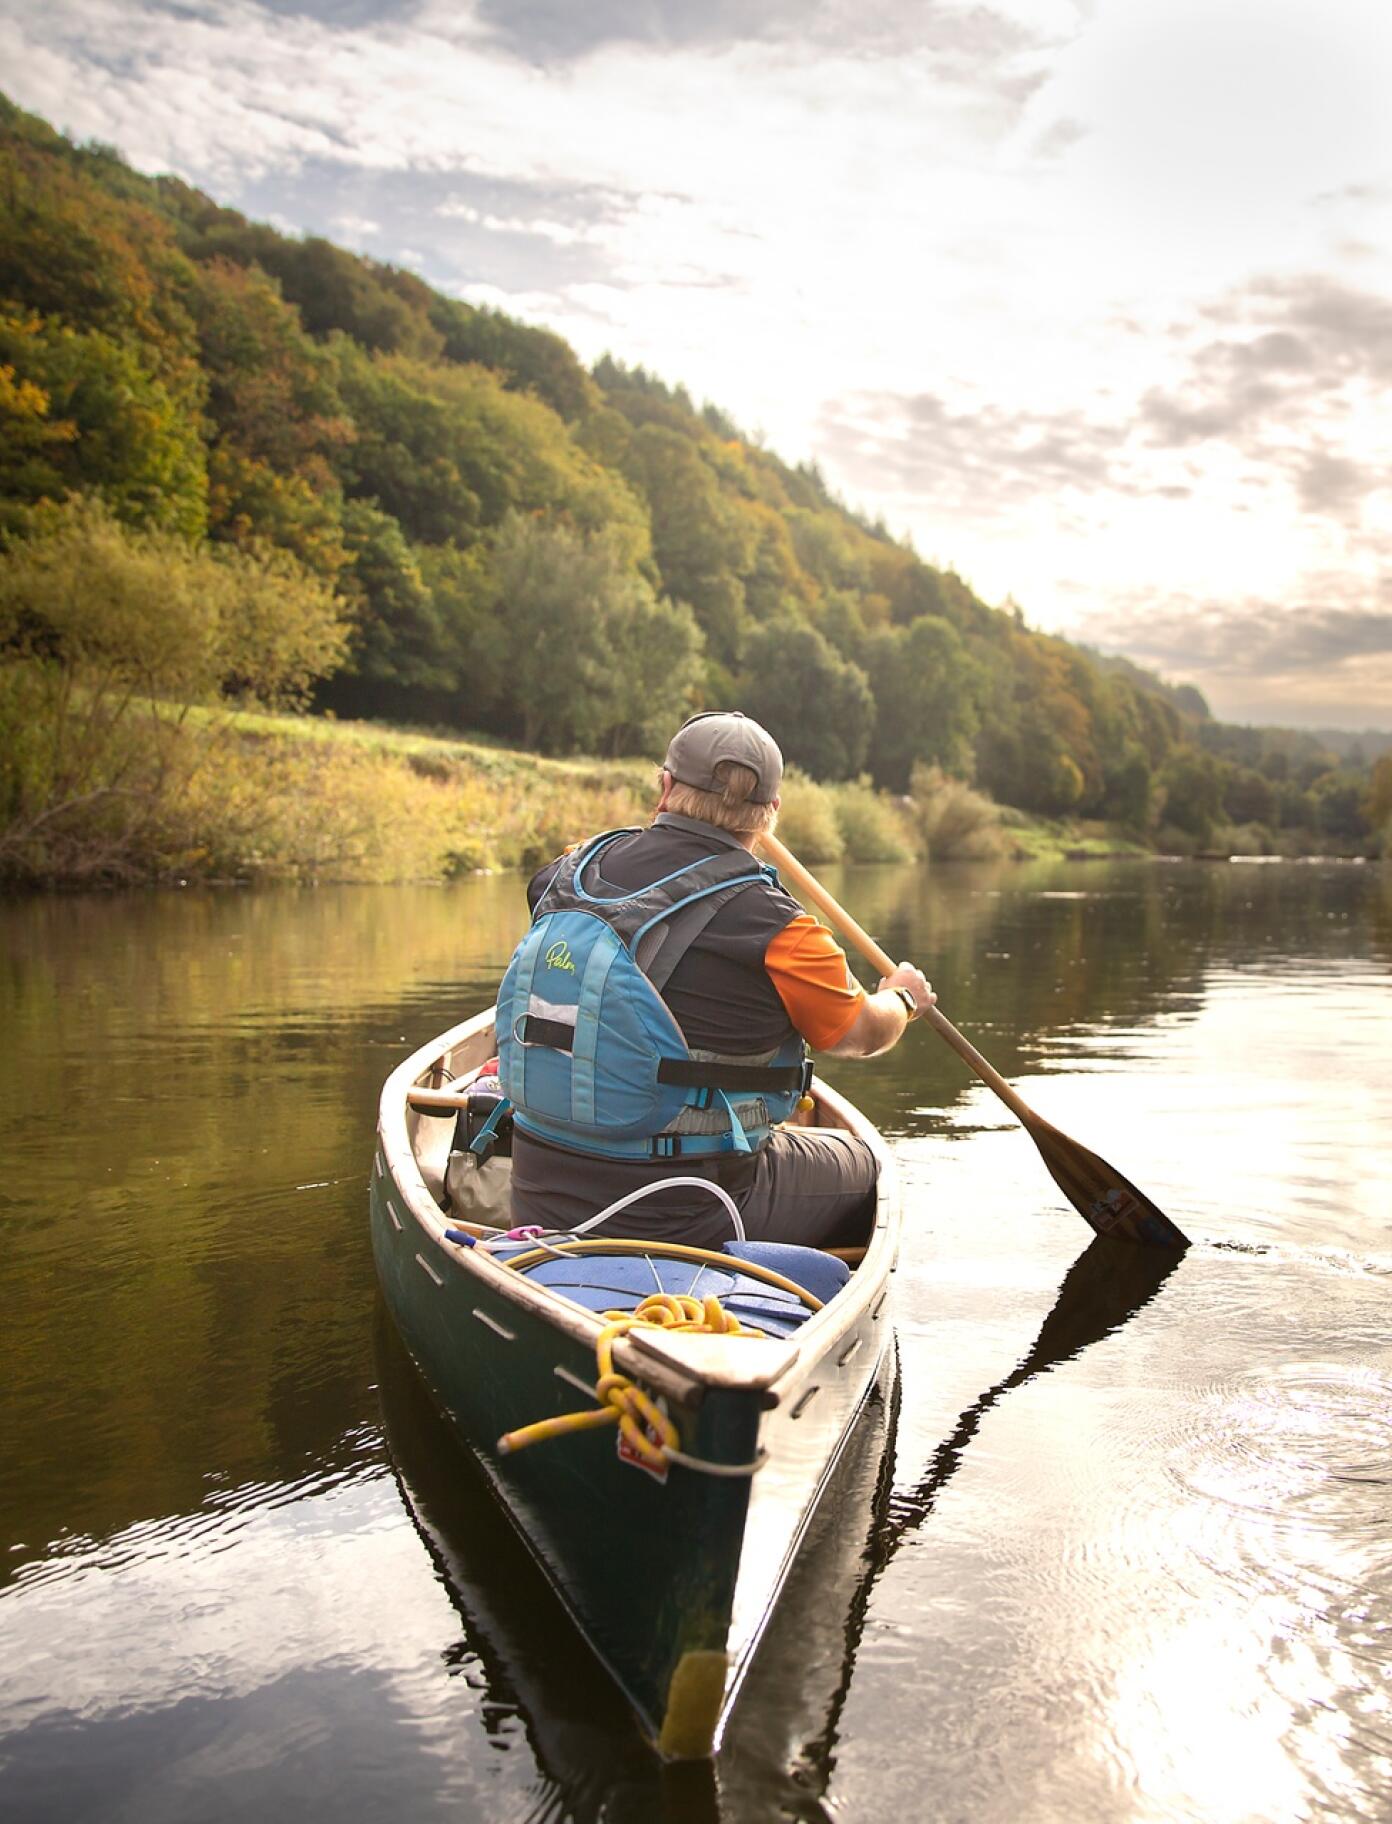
11, 699, 1361, 888
174, 708, 658, 881
998, 809, 1151, 863
3, 698, 1020, 884
199, 715, 1044, 879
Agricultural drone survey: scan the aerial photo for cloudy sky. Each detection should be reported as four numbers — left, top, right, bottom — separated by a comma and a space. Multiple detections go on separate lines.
4, 0, 1391, 728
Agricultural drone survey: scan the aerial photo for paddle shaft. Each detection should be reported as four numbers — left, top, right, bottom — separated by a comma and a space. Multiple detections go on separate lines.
758, 833, 1038, 1127
758, 831, 1189, 1247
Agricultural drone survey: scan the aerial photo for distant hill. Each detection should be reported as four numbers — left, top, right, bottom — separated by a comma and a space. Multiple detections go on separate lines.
1086, 649, 1212, 722
1299, 728, 1392, 764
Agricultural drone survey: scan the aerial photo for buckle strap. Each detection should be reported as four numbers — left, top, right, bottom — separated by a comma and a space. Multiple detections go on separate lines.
519, 1014, 575, 1051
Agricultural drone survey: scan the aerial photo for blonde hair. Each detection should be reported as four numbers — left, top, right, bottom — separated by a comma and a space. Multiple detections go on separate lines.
662, 760, 779, 835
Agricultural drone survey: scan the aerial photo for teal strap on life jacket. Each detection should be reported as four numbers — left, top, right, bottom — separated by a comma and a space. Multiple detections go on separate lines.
717, 1090, 752, 1154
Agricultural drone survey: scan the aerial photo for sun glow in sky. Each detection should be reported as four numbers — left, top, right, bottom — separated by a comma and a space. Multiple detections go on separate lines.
3, 0, 1390, 727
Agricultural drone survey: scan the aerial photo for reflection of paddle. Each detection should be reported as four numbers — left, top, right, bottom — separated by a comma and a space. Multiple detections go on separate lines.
757, 832, 1190, 1249
880, 1235, 1182, 1546
786, 1234, 1182, 1793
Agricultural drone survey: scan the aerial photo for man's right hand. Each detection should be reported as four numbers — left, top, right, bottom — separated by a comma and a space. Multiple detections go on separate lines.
826, 961, 936, 1058
878, 961, 936, 1019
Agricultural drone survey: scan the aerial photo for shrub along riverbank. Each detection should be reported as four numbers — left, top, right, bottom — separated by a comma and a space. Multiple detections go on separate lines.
17, 688, 1370, 890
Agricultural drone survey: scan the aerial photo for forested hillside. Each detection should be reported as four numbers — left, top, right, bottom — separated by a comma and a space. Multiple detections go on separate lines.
1, 93, 1385, 880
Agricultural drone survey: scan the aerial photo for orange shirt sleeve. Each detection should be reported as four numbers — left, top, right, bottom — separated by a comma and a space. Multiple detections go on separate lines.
764, 913, 867, 1051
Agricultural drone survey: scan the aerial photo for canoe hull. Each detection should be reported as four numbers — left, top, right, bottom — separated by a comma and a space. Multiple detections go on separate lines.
371, 1009, 900, 1756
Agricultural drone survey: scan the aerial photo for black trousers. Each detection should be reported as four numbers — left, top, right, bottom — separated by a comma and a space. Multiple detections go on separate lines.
508, 1126, 878, 1251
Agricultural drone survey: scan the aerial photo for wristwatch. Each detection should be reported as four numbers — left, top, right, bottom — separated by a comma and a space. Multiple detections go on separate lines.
890, 985, 917, 1019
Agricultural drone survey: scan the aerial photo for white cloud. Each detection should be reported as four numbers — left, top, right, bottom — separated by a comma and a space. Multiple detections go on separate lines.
1077, 588, 1392, 728
436, 198, 602, 246
331, 211, 381, 238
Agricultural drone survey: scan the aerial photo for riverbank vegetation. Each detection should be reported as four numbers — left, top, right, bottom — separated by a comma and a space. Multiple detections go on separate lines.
1, 93, 1388, 886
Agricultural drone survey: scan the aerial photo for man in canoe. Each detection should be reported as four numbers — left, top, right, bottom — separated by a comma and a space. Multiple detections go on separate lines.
494, 711, 935, 1248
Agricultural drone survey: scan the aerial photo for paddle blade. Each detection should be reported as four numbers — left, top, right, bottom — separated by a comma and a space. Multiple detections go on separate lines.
1028, 1118, 1190, 1249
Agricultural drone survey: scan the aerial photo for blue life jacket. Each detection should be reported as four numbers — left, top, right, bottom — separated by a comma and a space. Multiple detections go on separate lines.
496, 828, 811, 1161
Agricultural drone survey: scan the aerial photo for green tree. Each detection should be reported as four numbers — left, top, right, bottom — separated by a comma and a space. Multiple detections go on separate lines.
589, 585, 705, 756
205, 448, 348, 582
334, 500, 444, 695
0, 354, 76, 530
1311, 769, 1369, 842
192, 225, 443, 360
1, 495, 346, 703
331, 342, 483, 541
0, 129, 201, 389
332, 345, 648, 557
1222, 766, 1276, 826
787, 509, 871, 595
736, 498, 815, 621
0, 310, 207, 537
865, 614, 983, 791
1363, 753, 1392, 834
1158, 750, 1224, 844
1102, 745, 1155, 830
190, 257, 350, 482
414, 539, 497, 713
622, 424, 751, 666
738, 616, 874, 781
486, 512, 686, 754
429, 297, 598, 421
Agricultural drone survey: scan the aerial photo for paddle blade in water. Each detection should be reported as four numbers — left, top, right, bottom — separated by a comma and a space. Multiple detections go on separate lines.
1029, 1118, 1190, 1248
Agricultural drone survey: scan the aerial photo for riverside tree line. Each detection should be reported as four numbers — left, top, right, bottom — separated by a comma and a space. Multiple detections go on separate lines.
1, 92, 1388, 884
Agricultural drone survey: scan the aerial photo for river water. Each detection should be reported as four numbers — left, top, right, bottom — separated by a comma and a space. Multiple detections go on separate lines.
2, 858, 1389, 1823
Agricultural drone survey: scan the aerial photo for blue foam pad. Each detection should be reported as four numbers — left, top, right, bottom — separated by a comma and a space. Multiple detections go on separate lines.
722, 1240, 850, 1305
493, 1244, 817, 1337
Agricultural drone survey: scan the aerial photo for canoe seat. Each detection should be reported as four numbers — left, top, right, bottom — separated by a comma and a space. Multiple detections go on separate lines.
722, 1240, 850, 1305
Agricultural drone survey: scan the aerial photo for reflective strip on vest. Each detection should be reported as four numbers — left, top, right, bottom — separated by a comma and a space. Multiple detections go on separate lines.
572, 933, 620, 1129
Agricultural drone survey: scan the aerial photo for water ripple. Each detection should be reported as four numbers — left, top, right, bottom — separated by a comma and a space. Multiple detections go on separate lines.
1171, 1361, 1392, 1534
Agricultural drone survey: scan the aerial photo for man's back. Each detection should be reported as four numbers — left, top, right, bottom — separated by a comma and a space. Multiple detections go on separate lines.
527, 815, 865, 1058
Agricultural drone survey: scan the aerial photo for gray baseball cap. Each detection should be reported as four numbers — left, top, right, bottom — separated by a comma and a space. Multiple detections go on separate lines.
663, 711, 783, 803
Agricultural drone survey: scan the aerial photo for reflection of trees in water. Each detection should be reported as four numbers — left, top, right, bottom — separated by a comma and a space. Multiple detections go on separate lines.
829, 857, 1386, 1094
0, 879, 529, 1582
379, 1239, 1182, 1823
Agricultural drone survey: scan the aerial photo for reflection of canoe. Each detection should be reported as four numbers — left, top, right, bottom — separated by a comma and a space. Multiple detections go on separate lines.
371, 1007, 900, 1760
373, 1308, 666, 1819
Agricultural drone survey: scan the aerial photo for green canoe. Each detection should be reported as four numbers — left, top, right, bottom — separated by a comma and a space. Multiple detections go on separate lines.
371, 1006, 901, 1758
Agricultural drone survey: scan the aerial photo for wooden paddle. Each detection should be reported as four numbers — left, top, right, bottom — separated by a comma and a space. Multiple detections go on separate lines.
758, 831, 1190, 1249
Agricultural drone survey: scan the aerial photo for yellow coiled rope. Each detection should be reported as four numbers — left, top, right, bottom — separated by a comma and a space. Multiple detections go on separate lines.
497, 1289, 762, 1468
